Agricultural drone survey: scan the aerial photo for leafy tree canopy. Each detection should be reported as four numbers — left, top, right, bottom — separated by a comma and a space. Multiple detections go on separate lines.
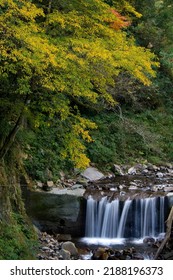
0, 0, 159, 169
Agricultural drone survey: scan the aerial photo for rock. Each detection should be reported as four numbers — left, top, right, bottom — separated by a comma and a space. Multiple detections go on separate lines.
59, 171, 65, 180
165, 163, 173, 169
92, 247, 109, 260
132, 253, 144, 260
47, 181, 54, 187
120, 191, 126, 196
119, 184, 125, 190
59, 249, 71, 260
151, 185, 159, 192
26, 191, 86, 236
164, 185, 173, 192
71, 184, 83, 190
41, 246, 50, 251
113, 164, 124, 176
56, 234, 72, 241
62, 241, 78, 256
49, 187, 85, 197
129, 185, 138, 190
152, 165, 159, 171
130, 182, 138, 186
36, 181, 43, 188
76, 178, 89, 187
142, 169, 149, 175
167, 169, 173, 175
143, 237, 155, 245
81, 167, 105, 181
156, 172, 164, 178
110, 187, 117, 191
128, 167, 137, 175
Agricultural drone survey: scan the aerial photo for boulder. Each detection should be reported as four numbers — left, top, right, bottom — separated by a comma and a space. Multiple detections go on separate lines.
143, 237, 155, 245
36, 181, 43, 188
113, 164, 124, 176
71, 184, 83, 190
81, 167, 104, 181
25, 190, 86, 236
164, 185, 173, 192
92, 247, 109, 260
47, 181, 54, 187
59, 249, 71, 260
128, 167, 137, 175
156, 172, 164, 178
62, 241, 78, 256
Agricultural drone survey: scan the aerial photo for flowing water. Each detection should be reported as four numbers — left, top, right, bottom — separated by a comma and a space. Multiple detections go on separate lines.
84, 195, 167, 243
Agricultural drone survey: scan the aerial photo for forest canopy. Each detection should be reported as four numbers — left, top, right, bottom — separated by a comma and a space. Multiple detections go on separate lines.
1, 0, 172, 180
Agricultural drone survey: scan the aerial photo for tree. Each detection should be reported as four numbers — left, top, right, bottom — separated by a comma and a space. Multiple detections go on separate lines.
0, 0, 159, 169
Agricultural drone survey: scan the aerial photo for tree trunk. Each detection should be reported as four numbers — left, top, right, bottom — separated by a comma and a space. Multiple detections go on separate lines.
0, 114, 24, 160
0, 96, 29, 160
154, 206, 173, 259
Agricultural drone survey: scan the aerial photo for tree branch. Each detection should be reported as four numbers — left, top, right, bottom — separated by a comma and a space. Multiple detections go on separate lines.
0, 96, 29, 160
154, 206, 173, 259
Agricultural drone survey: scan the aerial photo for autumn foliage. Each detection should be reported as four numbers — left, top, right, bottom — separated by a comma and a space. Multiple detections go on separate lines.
0, 0, 159, 169
109, 9, 131, 30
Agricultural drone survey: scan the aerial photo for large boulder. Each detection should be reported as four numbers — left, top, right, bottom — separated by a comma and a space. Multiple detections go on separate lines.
23, 188, 86, 237
59, 249, 71, 260
62, 241, 78, 256
81, 167, 104, 181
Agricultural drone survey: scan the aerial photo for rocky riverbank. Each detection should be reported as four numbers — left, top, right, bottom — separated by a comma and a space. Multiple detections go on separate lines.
36, 231, 173, 260
32, 163, 173, 202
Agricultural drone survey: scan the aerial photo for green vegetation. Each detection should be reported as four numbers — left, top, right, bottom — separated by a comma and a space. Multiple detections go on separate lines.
0, 0, 173, 258
0, 214, 38, 260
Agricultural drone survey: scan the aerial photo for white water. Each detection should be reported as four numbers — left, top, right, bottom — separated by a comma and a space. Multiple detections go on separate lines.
85, 195, 166, 241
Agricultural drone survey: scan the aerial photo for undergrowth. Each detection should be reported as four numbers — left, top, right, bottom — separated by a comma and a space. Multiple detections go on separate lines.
0, 213, 38, 260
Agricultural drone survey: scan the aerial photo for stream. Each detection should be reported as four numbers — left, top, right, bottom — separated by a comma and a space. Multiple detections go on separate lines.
23, 163, 173, 260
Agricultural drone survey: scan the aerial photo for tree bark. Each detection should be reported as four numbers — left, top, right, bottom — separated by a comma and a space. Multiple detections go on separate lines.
154, 206, 173, 259
0, 96, 29, 160
0, 114, 24, 160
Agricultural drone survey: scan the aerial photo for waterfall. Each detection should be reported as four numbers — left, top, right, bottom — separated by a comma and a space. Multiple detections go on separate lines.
117, 199, 132, 238
85, 195, 166, 239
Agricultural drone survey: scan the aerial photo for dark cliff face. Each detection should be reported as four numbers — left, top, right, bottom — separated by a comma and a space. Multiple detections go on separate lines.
23, 189, 87, 237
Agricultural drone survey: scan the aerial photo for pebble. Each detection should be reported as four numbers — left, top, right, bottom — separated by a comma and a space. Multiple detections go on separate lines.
37, 232, 80, 260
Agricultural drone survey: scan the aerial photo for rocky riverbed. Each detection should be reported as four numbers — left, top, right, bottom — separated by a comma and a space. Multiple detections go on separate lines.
36, 231, 173, 260
32, 162, 173, 203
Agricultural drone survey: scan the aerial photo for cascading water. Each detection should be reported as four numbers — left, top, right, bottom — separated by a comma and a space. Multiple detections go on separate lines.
85, 195, 167, 240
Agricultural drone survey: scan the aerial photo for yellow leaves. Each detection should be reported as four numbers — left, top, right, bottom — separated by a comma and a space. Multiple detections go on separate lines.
73, 121, 97, 143
70, 34, 159, 87
47, 10, 83, 36
17, 2, 44, 22
0, 0, 43, 25
119, 45, 160, 85
123, 2, 142, 18
0, 0, 161, 169
62, 136, 90, 169
61, 116, 97, 168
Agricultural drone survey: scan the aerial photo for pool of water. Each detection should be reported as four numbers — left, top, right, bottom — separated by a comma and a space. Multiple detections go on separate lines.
73, 233, 165, 260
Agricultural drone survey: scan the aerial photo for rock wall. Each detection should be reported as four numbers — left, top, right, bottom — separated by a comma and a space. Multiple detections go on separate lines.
24, 189, 86, 237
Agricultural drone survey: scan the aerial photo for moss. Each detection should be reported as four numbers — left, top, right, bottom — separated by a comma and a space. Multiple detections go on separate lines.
0, 160, 39, 260
0, 216, 38, 260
